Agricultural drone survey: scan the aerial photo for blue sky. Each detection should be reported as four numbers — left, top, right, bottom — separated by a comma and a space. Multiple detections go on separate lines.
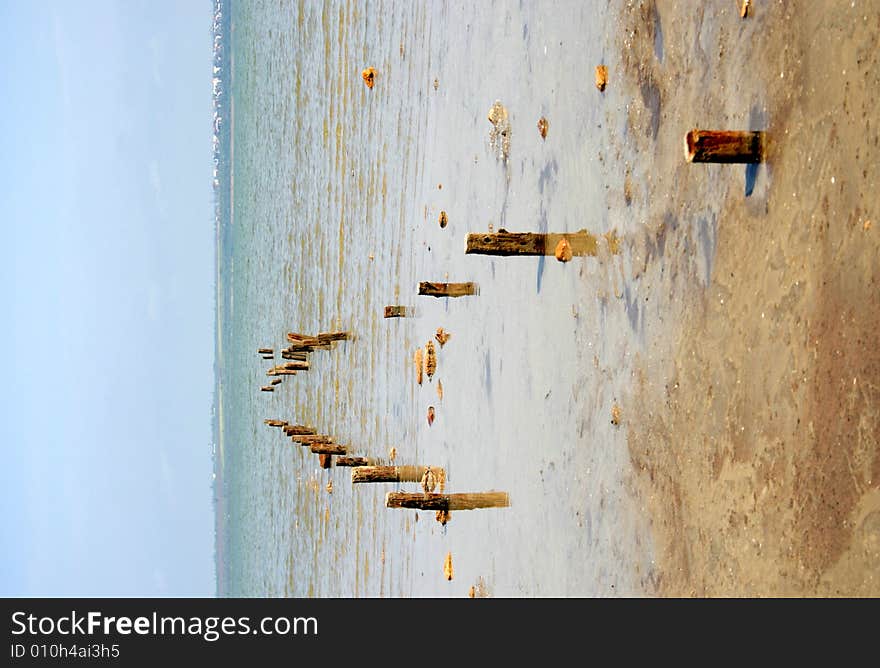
0, 1, 215, 595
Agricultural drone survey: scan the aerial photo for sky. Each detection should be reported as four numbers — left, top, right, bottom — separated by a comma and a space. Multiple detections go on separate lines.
0, 1, 216, 596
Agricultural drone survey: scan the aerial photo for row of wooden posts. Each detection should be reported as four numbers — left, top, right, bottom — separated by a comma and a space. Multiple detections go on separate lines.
257, 331, 352, 392
380, 129, 764, 312
263, 417, 510, 517
259, 328, 509, 517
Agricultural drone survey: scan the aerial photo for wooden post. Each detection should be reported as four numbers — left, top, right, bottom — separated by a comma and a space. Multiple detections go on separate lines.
281, 350, 309, 361
418, 282, 478, 297
266, 369, 297, 376
282, 361, 309, 371
336, 456, 371, 467
292, 434, 333, 445
351, 465, 443, 484
270, 378, 283, 386
385, 491, 510, 511
257, 348, 274, 354
384, 305, 409, 318
316, 331, 351, 343
465, 230, 621, 257
684, 129, 765, 163
310, 443, 347, 455
282, 425, 317, 436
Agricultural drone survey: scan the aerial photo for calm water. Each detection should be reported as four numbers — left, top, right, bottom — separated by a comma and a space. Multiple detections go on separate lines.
212, 0, 671, 597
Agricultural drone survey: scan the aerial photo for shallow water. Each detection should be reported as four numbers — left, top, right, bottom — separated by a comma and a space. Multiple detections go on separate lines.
210, 0, 750, 597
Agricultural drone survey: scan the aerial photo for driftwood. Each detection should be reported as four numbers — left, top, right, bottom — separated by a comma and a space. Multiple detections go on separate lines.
684, 129, 765, 163
264, 419, 288, 427
385, 491, 510, 511
465, 230, 621, 257
418, 282, 478, 297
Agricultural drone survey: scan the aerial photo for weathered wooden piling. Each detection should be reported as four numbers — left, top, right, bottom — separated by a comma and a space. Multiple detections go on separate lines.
281, 350, 309, 361
257, 348, 273, 354
277, 361, 309, 371
282, 424, 317, 436
465, 230, 621, 257
260, 386, 275, 392
385, 491, 510, 511
261, 355, 274, 360
264, 419, 288, 427
316, 331, 352, 342
292, 434, 334, 445
266, 368, 297, 376
310, 443, 348, 455
270, 378, 283, 386
318, 454, 333, 469
351, 465, 444, 484
335, 456, 371, 467
384, 305, 408, 318
684, 129, 765, 163
418, 281, 478, 297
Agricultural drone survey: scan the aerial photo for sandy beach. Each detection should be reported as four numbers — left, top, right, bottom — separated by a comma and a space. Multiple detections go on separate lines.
610, 0, 879, 596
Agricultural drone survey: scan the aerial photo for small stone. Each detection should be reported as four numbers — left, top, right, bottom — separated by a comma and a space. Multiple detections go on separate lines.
537, 116, 549, 139
361, 67, 377, 89
595, 65, 608, 92
435, 327, 452, 347
611, 403, 622, 426
555, 237, 573, 262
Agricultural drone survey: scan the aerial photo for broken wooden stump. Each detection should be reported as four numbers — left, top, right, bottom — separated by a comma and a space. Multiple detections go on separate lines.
684, 129, 765, 163
335, 456, 371, 467
384, 305, 409, 318
418, 281, 478, 298
465, 230, 621, 257
351, 465, 444, 484
385, 491, 509, 511
318, 454, 333, 469
310, 443, 348, 455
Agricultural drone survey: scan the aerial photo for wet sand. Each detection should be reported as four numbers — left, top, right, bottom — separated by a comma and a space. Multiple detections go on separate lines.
611, 1, 880, 596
